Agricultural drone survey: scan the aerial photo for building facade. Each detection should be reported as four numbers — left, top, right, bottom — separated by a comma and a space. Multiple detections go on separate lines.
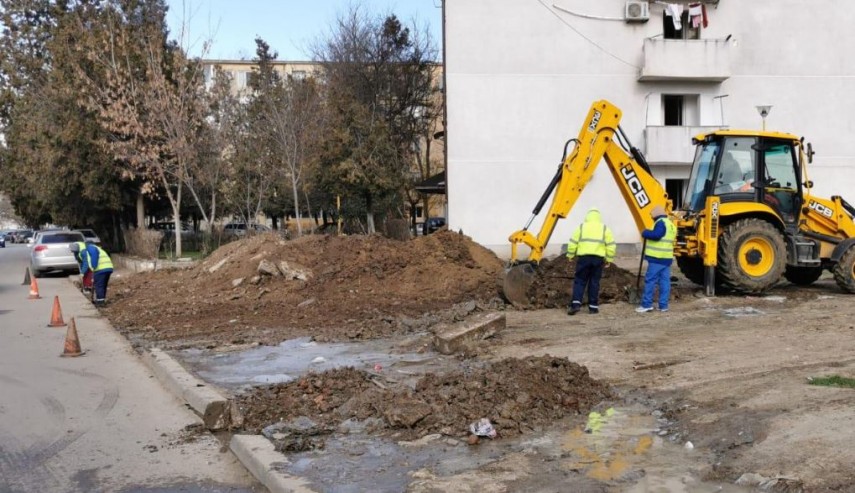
445, 0, 855, 258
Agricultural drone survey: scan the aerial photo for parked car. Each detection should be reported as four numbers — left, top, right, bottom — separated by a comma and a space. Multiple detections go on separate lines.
17, 230, 34, 243
425, 217, 446, 235
76, 228, 102, 244
150, 222, 193, 239
30, 230, 85, 277
224, 222, 271, 237
0, 233, 5, 248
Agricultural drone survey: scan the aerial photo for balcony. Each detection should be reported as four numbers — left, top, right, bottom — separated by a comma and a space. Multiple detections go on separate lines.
639, 38, 732, 82
644, 125, 723, 164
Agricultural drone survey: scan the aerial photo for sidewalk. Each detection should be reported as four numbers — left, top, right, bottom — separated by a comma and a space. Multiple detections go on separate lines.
0, 246, 261, 492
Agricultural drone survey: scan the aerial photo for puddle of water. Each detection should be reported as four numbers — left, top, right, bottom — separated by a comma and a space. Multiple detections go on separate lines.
721, 307, 765, 317
275, 406, 754, 492
283, 434, 504, 493
177, 336, 457, 391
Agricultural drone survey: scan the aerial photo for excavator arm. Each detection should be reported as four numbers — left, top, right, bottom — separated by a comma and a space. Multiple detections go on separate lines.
504, 100, 672, 306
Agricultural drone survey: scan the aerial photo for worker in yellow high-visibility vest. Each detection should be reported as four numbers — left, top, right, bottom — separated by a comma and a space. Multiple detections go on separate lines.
636, 205, 676, 313
566, 207, 616, 315
79, 241, 114, 306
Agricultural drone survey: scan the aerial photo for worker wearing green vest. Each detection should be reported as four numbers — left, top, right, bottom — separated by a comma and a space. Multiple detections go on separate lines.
636, 205, 676, 313
566, 207, 616, 315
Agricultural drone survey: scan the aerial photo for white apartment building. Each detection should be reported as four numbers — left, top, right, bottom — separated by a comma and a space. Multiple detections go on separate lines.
444, 0, 855, 258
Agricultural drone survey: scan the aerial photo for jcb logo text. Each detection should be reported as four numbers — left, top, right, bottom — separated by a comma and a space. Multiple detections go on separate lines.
620, 165, 650, 208
808, 200, 833, 218
588, 111, 601, 131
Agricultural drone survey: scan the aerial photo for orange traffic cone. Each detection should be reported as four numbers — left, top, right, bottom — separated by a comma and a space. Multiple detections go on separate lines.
22, 267, 31, 285
60, 318, 85, 357
28, 275, 41, 300
48, 296, 67, 328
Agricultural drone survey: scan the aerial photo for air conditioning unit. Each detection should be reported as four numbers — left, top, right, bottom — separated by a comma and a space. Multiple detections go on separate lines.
625, 1, 650, 22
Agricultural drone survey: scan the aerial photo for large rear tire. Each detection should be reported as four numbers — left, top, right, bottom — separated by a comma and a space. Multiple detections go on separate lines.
832, 247, 855, 293
717, 218, 786, 294
676, 256, 706, 286
784, 266, 823, 286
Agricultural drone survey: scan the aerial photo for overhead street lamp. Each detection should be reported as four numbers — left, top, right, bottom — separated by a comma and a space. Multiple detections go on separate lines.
755, 105, 773, 131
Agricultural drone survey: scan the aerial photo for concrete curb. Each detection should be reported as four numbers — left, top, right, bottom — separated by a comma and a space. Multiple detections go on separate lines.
140, 348, 235, 430
230, 435, 318, 493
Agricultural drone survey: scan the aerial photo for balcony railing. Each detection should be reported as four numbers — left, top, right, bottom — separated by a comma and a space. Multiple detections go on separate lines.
639, 38, 733, 82
644, 125, 723, 164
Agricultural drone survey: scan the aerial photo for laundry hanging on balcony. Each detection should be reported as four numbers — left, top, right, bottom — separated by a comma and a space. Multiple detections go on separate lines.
688, 3, 708, 29
663, 3, 683, 30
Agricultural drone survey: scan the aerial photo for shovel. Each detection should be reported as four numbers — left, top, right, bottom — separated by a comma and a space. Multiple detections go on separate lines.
625, 239, 646, 304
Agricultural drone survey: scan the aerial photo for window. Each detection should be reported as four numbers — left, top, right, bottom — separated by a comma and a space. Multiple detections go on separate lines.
666, 179, 685, 209
714, 137, 755, 195
663, 10, 700, 40
663, 95, 683, 126
662, 94, 699, 126
291, 70, 307, 80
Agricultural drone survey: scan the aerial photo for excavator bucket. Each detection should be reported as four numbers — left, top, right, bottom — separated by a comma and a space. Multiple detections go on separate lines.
503, 263, 536, 308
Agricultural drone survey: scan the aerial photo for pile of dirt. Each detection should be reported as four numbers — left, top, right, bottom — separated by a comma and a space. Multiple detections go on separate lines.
525, 255, 638, 308
236, 355, 611, 441
104, 231, 505, 347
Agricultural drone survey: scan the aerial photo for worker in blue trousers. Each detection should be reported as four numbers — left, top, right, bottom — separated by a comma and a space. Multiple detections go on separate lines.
71, 241, 114, 306
636, 205, 677, 313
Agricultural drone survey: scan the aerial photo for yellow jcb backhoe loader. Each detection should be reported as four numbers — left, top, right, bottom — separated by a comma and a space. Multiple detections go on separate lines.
503, 100, 855, 306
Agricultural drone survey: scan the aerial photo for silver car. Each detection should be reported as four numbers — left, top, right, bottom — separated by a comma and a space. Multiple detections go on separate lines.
30, 230, 85, 277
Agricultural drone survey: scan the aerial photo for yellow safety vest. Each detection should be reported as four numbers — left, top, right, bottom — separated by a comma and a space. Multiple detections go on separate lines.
568, 222, 616, 261
646, 217, 676, 260
87, 245, 114, 272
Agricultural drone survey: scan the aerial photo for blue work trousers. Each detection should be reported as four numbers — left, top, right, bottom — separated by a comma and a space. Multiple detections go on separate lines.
571, 255, 605, 308
93, 270, 112, 303
641, 261, 671, 310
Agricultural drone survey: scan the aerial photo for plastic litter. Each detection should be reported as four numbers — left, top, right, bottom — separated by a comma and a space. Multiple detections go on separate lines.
311, 356, 326, 364
684, 441, 694, 450
374, 363, 383, 372
469, 418, 498, 438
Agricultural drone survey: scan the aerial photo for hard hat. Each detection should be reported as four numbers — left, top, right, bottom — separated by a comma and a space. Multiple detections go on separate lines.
69, 243, 80, 253
651, 205, 667, 218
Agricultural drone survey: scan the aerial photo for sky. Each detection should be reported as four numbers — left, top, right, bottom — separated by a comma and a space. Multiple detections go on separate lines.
165, 0, 443, 61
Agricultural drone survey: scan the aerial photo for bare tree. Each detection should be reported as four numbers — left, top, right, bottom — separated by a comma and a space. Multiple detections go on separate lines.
76, 3, 210, 257
313, 7, 438, 234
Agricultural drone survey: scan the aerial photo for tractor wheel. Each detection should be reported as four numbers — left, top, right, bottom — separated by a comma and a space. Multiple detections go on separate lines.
832, 246, 855, 293
784, 266, 823, 286
717, 218, 786, 294
676, 257, 706, 286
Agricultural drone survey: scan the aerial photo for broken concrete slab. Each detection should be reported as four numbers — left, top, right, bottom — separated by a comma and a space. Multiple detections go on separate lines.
432, 312, 504, 355
142, 348, 236, 430
230, 435, 318, 493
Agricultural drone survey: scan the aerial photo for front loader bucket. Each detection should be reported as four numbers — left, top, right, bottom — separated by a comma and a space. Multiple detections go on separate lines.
503, 263, 536, 308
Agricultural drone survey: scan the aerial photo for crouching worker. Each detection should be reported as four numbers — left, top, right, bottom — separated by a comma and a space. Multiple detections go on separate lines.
80, 241, 113, 306
69, 242, 94, 294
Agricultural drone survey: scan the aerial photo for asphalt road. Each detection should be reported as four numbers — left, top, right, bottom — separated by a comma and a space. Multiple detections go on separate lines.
0, 244, 263, 493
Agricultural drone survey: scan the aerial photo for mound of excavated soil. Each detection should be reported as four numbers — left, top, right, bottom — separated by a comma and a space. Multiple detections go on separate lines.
236, 356, 611, 441
104, 231, 504, 347
525, 255, 638, 308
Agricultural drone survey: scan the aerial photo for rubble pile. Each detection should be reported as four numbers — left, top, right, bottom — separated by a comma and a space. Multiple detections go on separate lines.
104, 231, 505, 346
236, 356, 611, 441
526, 255, 638, 308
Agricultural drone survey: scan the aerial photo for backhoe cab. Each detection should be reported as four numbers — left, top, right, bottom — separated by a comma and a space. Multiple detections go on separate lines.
503, 100, 855, 306
677, 131, 855, 294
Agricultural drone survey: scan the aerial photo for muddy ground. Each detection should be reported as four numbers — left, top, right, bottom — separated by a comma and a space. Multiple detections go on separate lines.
104, 234, 855, 492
